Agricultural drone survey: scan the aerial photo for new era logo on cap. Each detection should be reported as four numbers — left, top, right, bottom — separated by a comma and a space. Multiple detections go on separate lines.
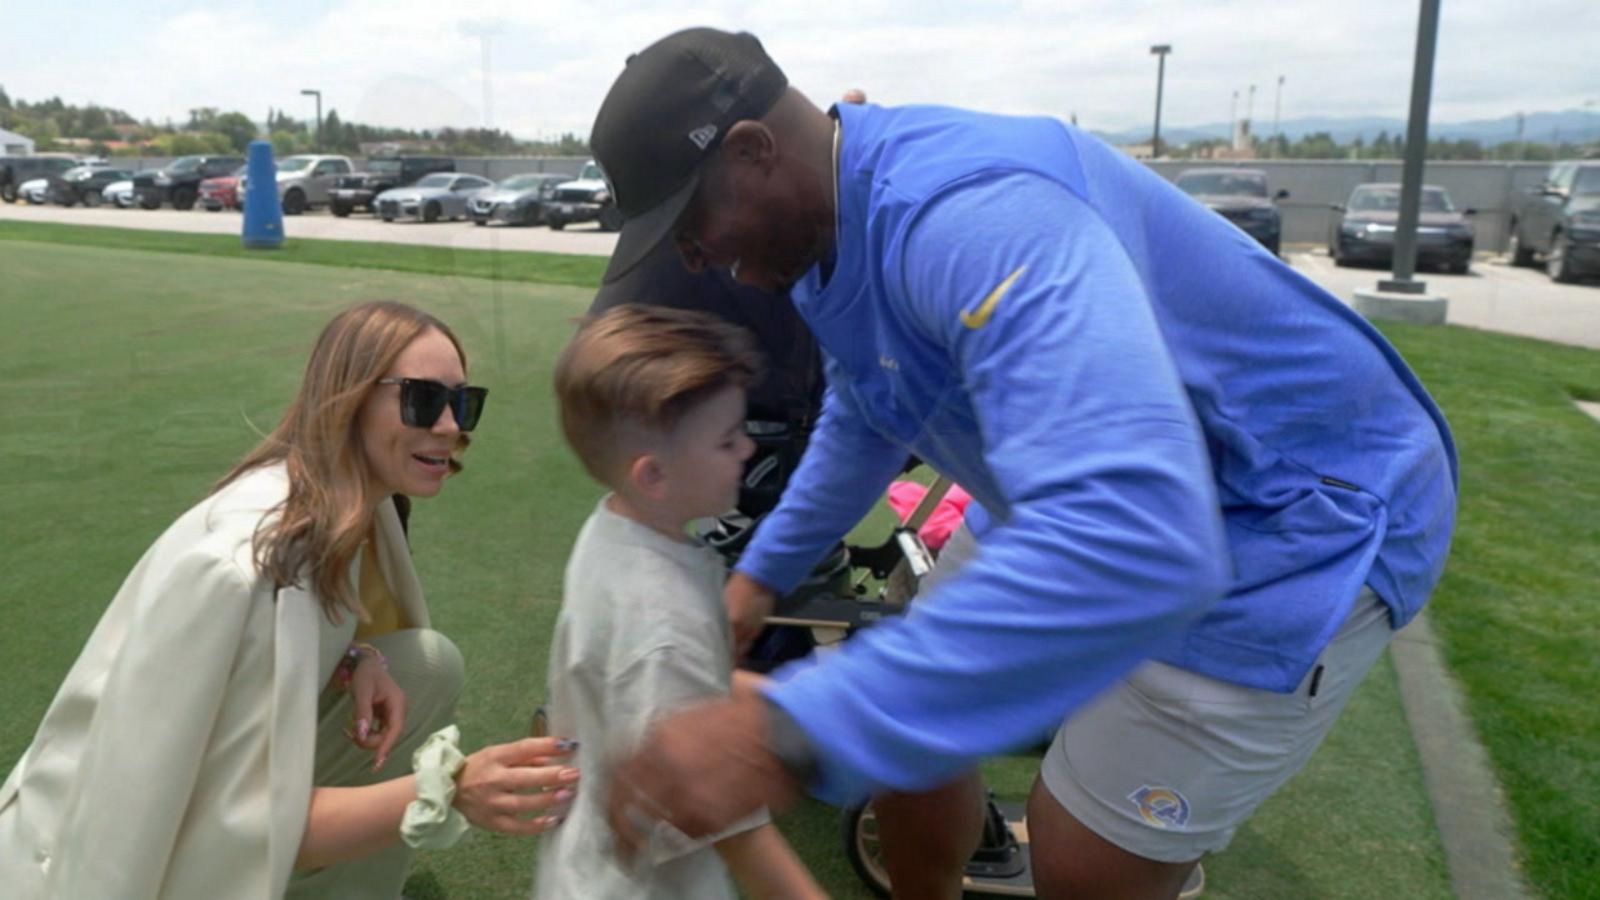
688, 124, 718, 150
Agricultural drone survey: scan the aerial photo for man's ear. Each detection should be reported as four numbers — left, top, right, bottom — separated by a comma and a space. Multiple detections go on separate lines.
721, 121, 777, 170
628, 452, 670, 502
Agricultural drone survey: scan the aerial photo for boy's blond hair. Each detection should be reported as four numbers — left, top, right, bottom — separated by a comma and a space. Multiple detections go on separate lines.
554, 304, 763, 485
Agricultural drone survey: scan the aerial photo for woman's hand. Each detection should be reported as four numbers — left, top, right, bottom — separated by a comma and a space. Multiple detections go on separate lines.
348, 655, 407, 771
453, 737, 580, 835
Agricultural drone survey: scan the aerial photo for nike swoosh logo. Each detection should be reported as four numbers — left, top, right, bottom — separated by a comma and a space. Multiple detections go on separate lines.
959, 265, 1028, 329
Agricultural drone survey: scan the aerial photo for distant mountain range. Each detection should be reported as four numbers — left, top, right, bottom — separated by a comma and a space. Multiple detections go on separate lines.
1092, 109, 1600, 147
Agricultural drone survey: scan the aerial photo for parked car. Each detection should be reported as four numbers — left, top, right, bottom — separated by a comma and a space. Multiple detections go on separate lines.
374, 173, 494, 222
0, 154, 85, 203
238, 154, 353, 215
48, 166, 135, 206
1173, 168, 1288, 255
468, 172, 567, 226
1328, 183, 1475, 274
329, 156, 455, 216
198, 165, 247, 211
1507, 160, 1600, 283
133, 155, 246, 210
18, 177, 51, 204
544, 159, 623, 231
103, 169, 159, 208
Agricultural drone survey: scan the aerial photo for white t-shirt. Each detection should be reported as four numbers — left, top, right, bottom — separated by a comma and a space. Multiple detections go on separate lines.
535, 498, 767, 900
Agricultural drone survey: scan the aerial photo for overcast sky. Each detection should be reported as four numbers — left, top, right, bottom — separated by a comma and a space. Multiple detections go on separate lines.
4, 0, 1596, 140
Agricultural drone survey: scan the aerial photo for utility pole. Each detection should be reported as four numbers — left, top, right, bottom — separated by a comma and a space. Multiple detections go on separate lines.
1272, 75, 1285, 158
299, 89, 322, 150
1150, 44, 1172, 159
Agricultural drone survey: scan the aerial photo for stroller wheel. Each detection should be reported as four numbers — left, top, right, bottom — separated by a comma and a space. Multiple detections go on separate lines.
842, 800, 894, 898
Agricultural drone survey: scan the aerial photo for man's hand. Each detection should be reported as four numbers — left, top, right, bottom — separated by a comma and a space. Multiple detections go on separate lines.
606, 691, 802, 862
725, 571, 777, 660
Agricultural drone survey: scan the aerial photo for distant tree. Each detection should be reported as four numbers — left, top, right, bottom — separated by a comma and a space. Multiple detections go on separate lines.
270, 129, 301, 156
0, 85, 10, 109
186, 107, 220, 131
214, 111, 258, 152
321, 109, 349, 152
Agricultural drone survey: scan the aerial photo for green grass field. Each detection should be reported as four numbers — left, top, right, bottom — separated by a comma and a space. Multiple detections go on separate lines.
1, 226, 1594, 898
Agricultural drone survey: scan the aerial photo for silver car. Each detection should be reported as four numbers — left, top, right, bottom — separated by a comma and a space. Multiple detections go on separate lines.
374, 173, 494, 223
468, 173, 567, 226
104, 169, 161, 208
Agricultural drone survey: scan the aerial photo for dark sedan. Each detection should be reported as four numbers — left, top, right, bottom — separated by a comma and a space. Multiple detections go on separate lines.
47, 166, 135, 207
468, 173, 567, 226
1174, 168, 1288, 255
1329, 183, 1475, 274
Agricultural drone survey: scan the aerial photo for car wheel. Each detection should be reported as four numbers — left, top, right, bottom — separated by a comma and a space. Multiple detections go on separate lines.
139, 194, 161, 210
282, 189, 306, 216
171, 186, 198, 211
423, 201, 440, 224
1448, 259, 1470, 275
331, 201, 351, 217
549, 218, 566, 231
1266, 237, 1281, 258
598, 205, 625, 232
1546, 232, 1576, 284
82, 188, 103, 208
1507, 223, 1536, 267
381, 213, 396, 222
0, 181, 16, 203
473, 218, 486, 226
1332, 242, 1351, 267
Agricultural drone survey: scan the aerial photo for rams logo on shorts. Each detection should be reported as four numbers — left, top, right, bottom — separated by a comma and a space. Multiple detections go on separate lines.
1127, 785, 1191, 830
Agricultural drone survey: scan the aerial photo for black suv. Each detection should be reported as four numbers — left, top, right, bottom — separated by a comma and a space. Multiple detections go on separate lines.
1508, 160, 1600, 283
133, 155, 245, 210
329, 156, 455, 216
0, 155, 84, 203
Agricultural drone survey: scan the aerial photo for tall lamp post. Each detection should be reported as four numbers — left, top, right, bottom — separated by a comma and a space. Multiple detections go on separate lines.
1272, 75, 1285, 158
1150, 44, 1172, 159
1352, 0, 1448, 325
300, 89, 322, 151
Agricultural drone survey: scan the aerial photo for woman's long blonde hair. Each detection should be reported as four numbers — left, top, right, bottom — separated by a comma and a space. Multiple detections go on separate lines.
215, 301, 469, 620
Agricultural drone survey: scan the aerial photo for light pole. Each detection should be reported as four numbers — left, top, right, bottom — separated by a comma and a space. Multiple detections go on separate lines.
1272, 75, 1285, 158
300, 89, 322, 151
1150, 44, 1172, 159
1230, 89, 1239, 148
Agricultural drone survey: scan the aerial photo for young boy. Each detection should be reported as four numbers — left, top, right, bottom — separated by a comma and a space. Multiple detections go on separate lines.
537, 305, 824, 899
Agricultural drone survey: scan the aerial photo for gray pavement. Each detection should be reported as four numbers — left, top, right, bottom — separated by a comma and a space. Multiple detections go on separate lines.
1289, 247, 1600, 350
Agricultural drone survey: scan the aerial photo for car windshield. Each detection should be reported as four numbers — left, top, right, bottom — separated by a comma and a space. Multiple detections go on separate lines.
579, 162, 603, 181
277, 158, 314, 173
369, 160, 402, 175
1574, 168, 1600, 197
415, 174, 454, 188
63, 167, 97, 179
1176, 172, 1267, 197
499, 174, 549, 190
1349, 187, 1453, 213
167, 157, 202, 174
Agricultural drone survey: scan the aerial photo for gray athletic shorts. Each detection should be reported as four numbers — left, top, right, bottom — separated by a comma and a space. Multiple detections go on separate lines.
928, 522, 1396, 863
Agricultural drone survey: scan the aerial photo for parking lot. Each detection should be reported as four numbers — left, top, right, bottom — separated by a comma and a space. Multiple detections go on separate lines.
4, 200, 1595, 350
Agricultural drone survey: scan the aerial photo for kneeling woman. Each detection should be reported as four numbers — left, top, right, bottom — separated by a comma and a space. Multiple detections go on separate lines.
0, 301, 576, 899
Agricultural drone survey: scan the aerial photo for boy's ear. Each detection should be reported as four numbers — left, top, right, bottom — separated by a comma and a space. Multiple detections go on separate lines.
628, 452, 670, 502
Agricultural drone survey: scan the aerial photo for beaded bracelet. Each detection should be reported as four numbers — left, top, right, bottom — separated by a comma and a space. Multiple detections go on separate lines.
336, 641, 387, 690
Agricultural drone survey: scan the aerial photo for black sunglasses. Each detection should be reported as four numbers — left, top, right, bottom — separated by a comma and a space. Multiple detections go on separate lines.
377, 378, 488, 432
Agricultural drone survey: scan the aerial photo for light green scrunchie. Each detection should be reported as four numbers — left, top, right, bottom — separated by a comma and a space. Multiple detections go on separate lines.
400, 725, 471, 850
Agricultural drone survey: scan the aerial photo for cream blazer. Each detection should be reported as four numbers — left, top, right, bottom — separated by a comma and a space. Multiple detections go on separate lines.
0, 464, 431, 899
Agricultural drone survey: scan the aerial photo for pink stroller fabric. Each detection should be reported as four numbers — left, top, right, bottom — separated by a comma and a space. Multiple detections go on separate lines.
886, 481, 973, 551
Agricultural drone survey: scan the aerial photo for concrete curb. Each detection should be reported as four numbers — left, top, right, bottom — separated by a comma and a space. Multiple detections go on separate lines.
1390, 611, 1533, 900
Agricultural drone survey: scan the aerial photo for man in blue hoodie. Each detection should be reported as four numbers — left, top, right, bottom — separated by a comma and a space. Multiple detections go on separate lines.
596, 28, 1457, 899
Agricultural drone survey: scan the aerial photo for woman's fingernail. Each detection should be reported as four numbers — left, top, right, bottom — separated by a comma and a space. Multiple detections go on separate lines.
356, 719, 370, 741
555, 738, 579, 753
554, 788, 575, 803
560, 767, 581, 783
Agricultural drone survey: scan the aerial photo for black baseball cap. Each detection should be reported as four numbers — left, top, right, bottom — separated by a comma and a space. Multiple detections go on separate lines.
591, 28, 788, 283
